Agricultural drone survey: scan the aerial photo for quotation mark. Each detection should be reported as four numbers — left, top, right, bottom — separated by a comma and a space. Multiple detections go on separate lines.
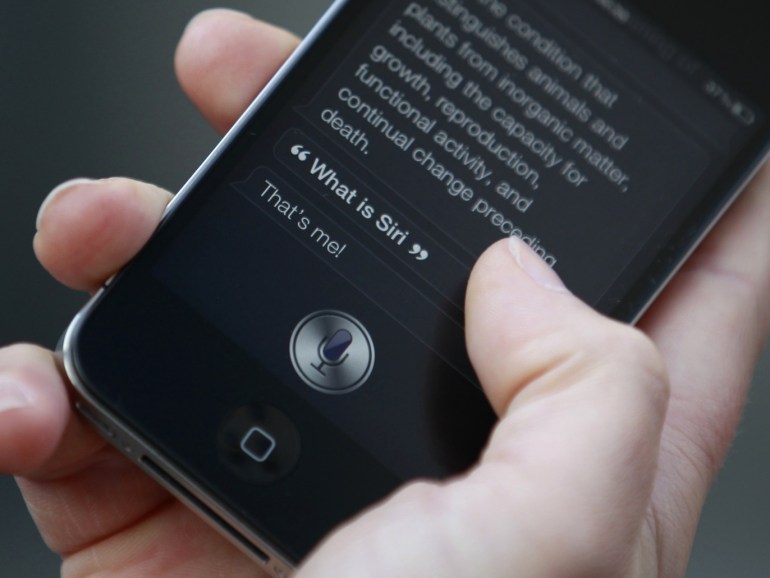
409, 244, 429, 262
291, 144, 311, 162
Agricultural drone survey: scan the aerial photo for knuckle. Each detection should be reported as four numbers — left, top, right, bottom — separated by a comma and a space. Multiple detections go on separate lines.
579, 321, 669, 403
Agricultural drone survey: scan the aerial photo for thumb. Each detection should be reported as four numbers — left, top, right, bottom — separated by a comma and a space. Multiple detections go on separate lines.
467, 238, 670, 574
299, 239, 669, 577
467, 238, 667, 414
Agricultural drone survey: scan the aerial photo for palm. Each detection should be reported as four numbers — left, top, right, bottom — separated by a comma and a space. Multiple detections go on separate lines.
18, 448, 259, 577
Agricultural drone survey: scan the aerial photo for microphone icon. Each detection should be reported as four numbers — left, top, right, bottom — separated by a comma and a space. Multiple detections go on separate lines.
311, 329, 353, 376
290, 311, 374, 394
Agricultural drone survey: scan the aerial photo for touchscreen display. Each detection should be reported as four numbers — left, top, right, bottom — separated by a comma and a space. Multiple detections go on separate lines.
149, 0, 761, 475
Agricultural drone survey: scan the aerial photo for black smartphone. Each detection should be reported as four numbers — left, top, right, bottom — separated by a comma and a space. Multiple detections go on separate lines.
62, 0, 770, 575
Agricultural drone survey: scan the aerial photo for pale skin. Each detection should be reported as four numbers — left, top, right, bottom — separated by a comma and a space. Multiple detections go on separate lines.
2, 9, 769, 577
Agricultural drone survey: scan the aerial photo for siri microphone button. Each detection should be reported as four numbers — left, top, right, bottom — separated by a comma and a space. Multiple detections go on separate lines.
290, 310, 374, 394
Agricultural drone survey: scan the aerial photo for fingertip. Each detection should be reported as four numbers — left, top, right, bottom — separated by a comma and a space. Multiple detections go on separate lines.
467, 239, 568, 300
0, 345, 70, 476
36, 178, 97, 231
507, 237, 569, 292
183, 7, 255, 32
465, 240, 571, 412
466, 239, 668, 417
466, 239, 571, 350
34, 177, 171, 292
175, 9, 299, 133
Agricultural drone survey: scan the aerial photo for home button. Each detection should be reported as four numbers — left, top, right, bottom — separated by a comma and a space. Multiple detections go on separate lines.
240, 427, 277, 463
218, 404, 300, 484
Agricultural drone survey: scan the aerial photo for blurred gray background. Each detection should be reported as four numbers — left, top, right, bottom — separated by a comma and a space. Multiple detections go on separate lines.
1, 1, 768, 576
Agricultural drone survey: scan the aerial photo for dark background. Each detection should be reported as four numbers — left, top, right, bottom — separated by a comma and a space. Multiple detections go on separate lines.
1, 1, 768, 575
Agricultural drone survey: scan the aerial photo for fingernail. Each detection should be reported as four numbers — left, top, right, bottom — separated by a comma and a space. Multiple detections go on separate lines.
509, 237, 569, 292
37, 178, 97, 231
0, 378, 34, 413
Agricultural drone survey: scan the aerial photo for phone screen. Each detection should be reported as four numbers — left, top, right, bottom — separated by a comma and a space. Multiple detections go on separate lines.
70, 0, 770, 565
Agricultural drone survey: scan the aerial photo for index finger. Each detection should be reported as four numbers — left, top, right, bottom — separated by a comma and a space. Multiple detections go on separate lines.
175, 9, 299, 133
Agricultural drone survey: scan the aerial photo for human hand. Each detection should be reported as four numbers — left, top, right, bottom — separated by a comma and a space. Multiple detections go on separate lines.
3, 8, 770, 578
300, 165, 770, 577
